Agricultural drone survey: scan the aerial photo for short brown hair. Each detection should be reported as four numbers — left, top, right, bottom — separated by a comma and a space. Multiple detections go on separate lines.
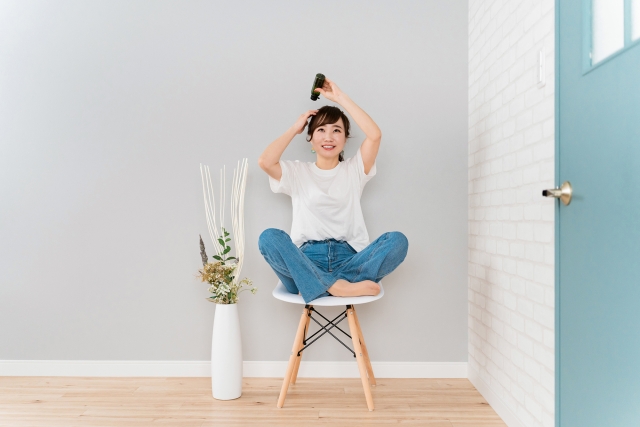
306, 106, 351, 162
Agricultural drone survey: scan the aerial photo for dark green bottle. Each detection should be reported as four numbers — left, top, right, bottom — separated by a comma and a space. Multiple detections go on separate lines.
310, 73, 325, 101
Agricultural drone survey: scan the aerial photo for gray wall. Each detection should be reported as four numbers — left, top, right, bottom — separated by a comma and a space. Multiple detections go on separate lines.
0, 0, 468, 362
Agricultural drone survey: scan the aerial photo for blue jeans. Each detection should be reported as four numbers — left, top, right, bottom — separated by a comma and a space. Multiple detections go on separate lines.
258, 228, 409, 303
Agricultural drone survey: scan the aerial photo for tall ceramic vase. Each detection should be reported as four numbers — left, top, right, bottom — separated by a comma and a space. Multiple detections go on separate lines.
211, 302, 242, 400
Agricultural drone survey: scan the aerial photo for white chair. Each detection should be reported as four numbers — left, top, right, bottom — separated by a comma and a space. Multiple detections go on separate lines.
272, 280, 384, 411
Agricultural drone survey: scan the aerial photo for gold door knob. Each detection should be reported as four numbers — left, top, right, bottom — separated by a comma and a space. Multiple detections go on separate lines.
542, 181, 572, 205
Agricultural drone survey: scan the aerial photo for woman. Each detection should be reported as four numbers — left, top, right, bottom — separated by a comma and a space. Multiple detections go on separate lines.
257, 77, 408, 303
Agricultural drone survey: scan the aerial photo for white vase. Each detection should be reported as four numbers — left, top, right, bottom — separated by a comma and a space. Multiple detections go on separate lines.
211, 302, 243, 400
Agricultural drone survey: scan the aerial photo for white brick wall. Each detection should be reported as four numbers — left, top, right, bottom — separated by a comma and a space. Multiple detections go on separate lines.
468, 1, 555, 427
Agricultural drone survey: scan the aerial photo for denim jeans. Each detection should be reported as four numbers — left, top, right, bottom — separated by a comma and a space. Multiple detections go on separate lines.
258, 228, 409, 303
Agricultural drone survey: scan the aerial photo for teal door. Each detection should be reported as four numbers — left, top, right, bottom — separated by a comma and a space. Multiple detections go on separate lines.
556, 0, 640, 426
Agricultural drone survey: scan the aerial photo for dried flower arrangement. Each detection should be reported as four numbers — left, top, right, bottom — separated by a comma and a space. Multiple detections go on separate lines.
196, 159, 256, 304
197, 230, 256, 304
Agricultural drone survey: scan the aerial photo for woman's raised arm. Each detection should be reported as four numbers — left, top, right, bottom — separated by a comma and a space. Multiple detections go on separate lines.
313, 78, 381, 175
258, 110, 318, 181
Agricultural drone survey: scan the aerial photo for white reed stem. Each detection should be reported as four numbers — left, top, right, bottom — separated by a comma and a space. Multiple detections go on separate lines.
238, 159, 246, 270
200, 164, 217, 256
235, 158, 248, 280
201, 159, 248, 273
231, 161, 241, 283
207, 166, 223, 256
209, 167, 222, 251
231, 161, 239, 259
202, 165, 222, 257
220, 165, 226, 233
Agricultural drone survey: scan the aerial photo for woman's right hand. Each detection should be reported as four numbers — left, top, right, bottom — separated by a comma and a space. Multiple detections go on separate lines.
292, 110, 318, 135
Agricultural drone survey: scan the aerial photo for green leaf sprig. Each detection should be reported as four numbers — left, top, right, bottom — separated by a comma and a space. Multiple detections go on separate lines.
212, 227, 237, 265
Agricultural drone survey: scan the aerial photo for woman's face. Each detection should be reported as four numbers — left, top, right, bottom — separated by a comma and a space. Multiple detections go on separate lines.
310, 118, 346, 160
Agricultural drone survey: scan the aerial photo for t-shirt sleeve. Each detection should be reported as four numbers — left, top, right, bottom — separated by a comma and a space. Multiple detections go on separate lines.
354, 146, 376, 190
268, 160, 294, 195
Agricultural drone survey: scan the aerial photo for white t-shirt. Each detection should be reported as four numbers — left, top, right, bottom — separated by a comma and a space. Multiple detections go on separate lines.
269, 147, 376, 252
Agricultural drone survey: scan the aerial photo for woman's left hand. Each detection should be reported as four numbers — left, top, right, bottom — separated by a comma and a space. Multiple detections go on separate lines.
314, 77, 346, 103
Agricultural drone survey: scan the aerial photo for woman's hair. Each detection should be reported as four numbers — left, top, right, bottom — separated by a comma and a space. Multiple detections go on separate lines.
306, 105, 351, 162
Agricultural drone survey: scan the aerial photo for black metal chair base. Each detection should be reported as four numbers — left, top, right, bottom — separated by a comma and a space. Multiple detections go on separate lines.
297, 304, 357, 358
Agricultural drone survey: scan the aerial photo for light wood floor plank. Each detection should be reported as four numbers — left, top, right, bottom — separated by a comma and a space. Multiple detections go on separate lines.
0, 377, 506, 426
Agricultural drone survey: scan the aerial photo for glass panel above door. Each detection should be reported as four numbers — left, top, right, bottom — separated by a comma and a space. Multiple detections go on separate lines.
592, 0, 625, 63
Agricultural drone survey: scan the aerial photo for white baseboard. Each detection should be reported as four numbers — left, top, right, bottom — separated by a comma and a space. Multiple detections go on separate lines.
0, 360, 467, 378
468, 366, 523, 427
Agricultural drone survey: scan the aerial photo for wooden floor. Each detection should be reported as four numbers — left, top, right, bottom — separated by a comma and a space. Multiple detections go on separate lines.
0, 377, 506, 426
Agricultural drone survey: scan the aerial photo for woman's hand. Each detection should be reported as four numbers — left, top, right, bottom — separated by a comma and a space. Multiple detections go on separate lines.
314, 77, 347, 103
317, 78, 380, 174
292, 109, 318, 134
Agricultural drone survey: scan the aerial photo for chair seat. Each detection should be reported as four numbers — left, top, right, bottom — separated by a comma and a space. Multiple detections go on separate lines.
272, 280, 384, 306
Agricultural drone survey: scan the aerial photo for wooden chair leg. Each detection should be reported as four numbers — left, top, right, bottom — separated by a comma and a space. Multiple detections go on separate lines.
277, 306, 310, 408
352, 306, 376, 386
346, 305, 375, 411
290, 306, 311, 384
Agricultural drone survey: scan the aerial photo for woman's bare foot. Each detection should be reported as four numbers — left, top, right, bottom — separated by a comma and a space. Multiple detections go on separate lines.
328, 279, 380, 297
